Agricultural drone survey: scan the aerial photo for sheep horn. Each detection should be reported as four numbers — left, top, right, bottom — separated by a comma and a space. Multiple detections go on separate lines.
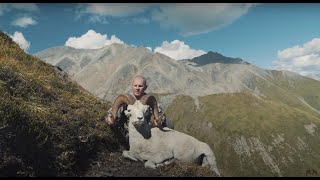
111, 94, 136, 119
140, 94, 160, 126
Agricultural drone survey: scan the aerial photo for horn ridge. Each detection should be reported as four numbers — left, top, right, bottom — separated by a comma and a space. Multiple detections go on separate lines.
140, 94, 160, 126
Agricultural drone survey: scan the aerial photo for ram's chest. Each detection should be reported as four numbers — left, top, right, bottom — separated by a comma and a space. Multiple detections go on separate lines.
130, 138, 152, 152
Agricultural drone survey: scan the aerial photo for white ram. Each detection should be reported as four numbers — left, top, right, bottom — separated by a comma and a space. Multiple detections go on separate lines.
110, 94, 221, 176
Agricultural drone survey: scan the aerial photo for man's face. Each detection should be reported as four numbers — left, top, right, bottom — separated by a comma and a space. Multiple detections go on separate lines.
132, 77, 146, 98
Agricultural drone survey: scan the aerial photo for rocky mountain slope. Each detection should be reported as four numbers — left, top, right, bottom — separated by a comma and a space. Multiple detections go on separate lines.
34, 44, 303, 109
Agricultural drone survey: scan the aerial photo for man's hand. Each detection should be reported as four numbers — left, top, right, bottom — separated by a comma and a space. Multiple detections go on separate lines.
106, 113, 114, 126
153, 118, 160, 128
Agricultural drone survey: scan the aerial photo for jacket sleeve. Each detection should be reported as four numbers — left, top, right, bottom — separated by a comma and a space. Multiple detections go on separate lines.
107, 105, 125, 118
157, 103, 167, 123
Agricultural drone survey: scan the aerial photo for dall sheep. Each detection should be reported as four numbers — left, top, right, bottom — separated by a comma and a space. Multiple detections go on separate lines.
111, 94, 221, 176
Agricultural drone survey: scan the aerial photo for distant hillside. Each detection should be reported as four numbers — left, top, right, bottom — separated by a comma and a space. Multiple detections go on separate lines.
166, 93, 320, 176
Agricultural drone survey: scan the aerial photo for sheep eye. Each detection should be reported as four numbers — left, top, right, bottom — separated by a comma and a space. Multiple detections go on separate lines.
124, 109, 131, 116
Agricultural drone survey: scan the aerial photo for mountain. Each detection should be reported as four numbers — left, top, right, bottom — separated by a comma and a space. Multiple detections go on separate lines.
35, 43, 320, 177
0, 32, 213, 177
183, 51, 250, 66
34, 44, 300, 109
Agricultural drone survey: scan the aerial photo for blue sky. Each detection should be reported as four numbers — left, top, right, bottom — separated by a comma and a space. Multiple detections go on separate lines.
1, 3, 320, 80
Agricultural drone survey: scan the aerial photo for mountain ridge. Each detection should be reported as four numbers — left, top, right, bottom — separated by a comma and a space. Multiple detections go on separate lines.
183, 51, 250, 66
35, 44, 309, 111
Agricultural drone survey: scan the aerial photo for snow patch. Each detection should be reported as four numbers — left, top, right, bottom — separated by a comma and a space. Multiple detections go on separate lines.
304, 122, 317, 136
249, 137, 282, 177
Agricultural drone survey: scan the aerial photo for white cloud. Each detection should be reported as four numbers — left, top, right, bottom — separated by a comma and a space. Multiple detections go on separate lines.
11, 17, 37, 27
65, 29, 124, 49
80, 3, 152, 17
75, 3, 154, 25
277, 38, 320, 60
76, 3, 256, 36
9, 31, 30, 52
154, 40, 206, 60
273, 38, 320, 80
152, 3, 257, 36
0, 3, 39, 16
87, 3, 152, 17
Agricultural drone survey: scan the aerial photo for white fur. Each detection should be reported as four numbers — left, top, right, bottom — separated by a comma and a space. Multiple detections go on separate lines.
122, 100, 221, 176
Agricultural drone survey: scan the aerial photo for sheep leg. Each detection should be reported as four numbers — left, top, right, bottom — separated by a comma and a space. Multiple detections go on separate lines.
201, 146, 221, 177
144, 160, 157, 169
122, 150, 138, 161
145, 158, 173, 169
155, 158, 176, 168
201, 155, 210, 167
145, 155, 169, 169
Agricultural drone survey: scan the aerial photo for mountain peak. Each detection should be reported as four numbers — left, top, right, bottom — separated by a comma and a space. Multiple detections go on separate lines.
190, 51, 250, 66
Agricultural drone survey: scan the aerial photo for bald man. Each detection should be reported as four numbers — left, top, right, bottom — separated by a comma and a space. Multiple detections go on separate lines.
106, 76, 171, 141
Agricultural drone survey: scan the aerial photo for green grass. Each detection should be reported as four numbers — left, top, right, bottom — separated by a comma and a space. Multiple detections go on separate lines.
257, 70, 320, 116
166, 93, 320, 176
0, 32, 119, 176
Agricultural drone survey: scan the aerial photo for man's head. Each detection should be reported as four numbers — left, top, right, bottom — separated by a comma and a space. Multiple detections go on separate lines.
132, 75, 147, 99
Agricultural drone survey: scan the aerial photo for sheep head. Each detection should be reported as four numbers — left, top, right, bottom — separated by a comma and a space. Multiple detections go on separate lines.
125, 101, 149, 127
111, 94, 160, 127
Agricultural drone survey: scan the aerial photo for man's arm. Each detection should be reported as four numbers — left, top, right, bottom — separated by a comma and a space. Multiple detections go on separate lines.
157, 103, 167, 126
106, 106, 125, 126
157, 103, 174, 129
106, 107, 114, 126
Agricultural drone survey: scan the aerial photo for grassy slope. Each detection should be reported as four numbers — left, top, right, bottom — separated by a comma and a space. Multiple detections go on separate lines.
166, 93, 320, 176
0, 32, 119, 176
254, 70, 320, 114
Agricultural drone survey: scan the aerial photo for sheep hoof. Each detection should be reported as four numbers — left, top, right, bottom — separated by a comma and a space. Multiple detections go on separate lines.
164, 158, 175, 165
122, 151, 138, 161
145, 160, 157, 169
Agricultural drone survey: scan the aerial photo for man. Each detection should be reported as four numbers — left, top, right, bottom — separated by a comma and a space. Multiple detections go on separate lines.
106, 75, 168, 128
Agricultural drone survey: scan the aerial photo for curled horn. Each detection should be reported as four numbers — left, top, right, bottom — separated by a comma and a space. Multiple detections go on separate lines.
140, 94, 160, 126
111, 94, 136, 119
